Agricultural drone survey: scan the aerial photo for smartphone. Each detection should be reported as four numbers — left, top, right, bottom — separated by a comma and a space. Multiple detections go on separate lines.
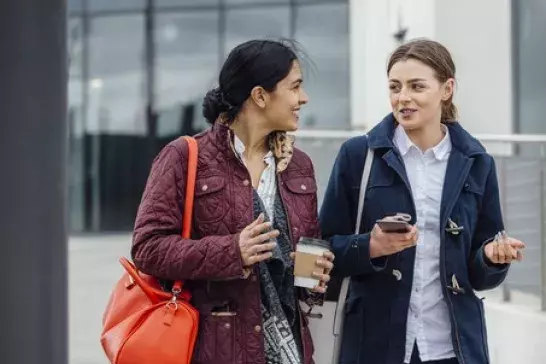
376, 219, 410, 233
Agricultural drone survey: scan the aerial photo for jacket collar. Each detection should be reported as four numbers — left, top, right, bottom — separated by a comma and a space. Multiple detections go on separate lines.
393, 123, 451, 161
210, 122, 294, 173
367, 113, 486, 157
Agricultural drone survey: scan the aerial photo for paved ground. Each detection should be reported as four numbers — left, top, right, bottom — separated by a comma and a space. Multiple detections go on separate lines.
69, 234, 543, 364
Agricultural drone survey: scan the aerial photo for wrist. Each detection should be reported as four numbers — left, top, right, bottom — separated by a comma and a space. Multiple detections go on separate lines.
369, 237, 382, 259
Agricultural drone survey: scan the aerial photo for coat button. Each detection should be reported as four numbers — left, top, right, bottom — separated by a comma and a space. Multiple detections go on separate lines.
243, 179, 250, 186
392, 269, 402, 281
301, 184, 307, 191
254, 325, 262, 333
201, 185, 208, 192
224, 323, 231, 329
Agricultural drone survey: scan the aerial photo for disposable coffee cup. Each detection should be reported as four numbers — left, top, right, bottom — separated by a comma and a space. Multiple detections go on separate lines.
294, 237, 331, 289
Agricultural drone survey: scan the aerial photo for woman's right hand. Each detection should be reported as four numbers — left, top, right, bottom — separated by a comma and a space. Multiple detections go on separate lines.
369, 223, 419, 258
239, 213, 279, 266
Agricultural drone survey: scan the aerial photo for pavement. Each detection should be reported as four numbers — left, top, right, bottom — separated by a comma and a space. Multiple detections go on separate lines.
69, 234, 544, 364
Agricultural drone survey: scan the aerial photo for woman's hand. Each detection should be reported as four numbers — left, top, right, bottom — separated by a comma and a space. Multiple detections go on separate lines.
239, 213, 279, 266
369, 224, 419, 258
484, 234, 525, 264
290, 250, 335, 294
311, 251, 335, 294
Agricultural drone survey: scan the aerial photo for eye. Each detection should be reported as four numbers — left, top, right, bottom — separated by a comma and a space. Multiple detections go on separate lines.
389, 84, 400, 92
412, 83, 426, 90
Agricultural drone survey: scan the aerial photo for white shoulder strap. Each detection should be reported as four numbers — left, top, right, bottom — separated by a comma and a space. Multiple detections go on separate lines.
332, 145, 374, 334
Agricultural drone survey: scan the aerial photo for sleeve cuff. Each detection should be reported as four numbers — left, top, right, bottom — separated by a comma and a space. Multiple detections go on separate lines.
478, 244, 509, 272
354, 234, 388, 272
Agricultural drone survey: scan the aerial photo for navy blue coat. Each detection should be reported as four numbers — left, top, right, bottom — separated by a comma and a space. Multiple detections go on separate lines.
320, 114, 508, 364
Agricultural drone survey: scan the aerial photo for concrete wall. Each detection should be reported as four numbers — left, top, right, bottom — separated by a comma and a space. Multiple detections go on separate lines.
485, 299, 546, 364
350, 0, 514, 136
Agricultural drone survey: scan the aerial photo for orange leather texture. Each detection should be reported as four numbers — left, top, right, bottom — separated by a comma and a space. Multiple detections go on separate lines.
100, 136, 199, 364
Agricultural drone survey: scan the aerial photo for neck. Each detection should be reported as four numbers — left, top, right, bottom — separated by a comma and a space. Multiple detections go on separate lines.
405, 121, 445, 151
230, 114, 271, 158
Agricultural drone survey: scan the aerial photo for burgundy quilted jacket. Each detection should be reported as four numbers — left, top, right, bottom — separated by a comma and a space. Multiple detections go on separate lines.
132, 123, 321, 364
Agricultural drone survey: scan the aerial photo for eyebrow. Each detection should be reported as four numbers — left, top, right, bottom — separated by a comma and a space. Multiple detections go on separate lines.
389, 78, 427, 83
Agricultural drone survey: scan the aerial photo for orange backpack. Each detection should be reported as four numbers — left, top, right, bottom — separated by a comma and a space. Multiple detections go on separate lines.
100, 136, 199, 364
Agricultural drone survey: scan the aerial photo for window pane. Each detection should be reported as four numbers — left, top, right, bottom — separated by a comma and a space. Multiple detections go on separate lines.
68, 0, 83, 12
156, 0, 219, 6
516, 0, 546, 133
294, 3, 350, 129
294, 0, 346, 3
88, 15, 146, 135
225, 0, 289, 5
87, 0, 145, 12
156, 11, 220, 138
224, 6, 290, 58
87, 15, 147, 231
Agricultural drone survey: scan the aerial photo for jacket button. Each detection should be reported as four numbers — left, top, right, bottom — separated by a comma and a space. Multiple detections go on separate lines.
254, 325, 261, 333
201, 185, 208, 192
224, 323, 231, 329
243, 179, 250, 186
301, 184, 307, 191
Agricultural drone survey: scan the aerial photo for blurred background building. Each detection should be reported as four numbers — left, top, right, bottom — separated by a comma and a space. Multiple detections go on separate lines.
67, 0, 350, 233
67, 0, 546, 234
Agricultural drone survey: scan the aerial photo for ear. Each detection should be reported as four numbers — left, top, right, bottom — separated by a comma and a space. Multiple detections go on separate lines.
441, 78, 455, 101
250, 86, 268, 109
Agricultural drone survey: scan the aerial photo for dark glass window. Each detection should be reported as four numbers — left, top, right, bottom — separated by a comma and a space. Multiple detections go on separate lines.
514, 0, 546, 133
294, 3, 350, 129
156, 0, 219, 6
155, 10, 220, 138
224, 6, 290, 58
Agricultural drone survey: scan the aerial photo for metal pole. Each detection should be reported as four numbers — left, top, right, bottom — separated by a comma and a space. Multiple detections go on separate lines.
0, 0, 68, 363
499, 156, 511, 302
541, 166, 546, 311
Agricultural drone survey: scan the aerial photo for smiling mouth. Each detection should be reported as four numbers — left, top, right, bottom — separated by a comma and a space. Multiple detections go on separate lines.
399, 108, 416, 117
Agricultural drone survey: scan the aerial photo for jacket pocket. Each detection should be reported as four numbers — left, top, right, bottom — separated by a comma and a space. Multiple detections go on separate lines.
194, 176, 227, 224
193, 314, 237, 364
284, 176, 317, 223
475, 297, 490, 364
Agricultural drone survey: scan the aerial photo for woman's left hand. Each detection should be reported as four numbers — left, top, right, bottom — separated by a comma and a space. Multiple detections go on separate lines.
310, 251, 335, 294
290, 251, 335, 294
484, 235, 525, 264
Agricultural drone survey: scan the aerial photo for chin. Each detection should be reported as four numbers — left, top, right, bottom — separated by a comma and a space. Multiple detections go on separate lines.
279, 121, 299, 132
395, 116, 424, 131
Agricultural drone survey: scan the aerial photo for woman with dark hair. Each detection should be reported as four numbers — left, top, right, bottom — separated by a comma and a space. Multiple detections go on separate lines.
131, 39, 334, 364
320, 39, 525, 364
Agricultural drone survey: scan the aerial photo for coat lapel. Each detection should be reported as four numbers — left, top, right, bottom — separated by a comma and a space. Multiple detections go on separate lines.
382, 149, 413, 199
440, 149, 475, 230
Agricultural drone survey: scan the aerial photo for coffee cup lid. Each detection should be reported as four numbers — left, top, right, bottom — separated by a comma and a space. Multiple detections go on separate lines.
298, 237, 331, 250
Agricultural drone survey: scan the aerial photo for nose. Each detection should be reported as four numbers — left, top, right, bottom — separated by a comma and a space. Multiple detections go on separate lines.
398, 87, 411, 103
300, 88, 309, 105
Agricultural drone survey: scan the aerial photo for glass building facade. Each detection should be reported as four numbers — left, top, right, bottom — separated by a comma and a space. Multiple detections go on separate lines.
67, 0, 350, 232
512, 0, 546, 134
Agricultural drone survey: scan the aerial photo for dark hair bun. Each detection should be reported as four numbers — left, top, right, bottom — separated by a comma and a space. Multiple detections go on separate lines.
202, 87, 230, 124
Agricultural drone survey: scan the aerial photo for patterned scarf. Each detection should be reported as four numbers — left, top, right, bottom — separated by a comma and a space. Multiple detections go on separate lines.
253, 190, 302, 364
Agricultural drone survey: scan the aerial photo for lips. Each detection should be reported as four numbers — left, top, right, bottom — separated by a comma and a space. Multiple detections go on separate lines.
399, 108, 417, 117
